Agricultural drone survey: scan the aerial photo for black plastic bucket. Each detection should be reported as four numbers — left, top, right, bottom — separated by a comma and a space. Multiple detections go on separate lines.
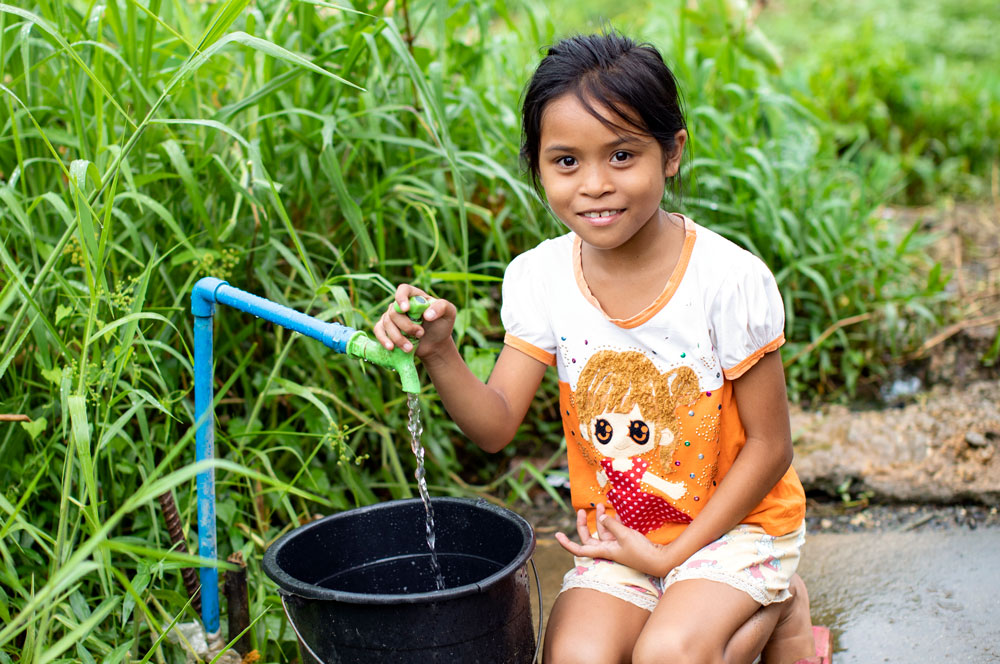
263, 497, 537, 664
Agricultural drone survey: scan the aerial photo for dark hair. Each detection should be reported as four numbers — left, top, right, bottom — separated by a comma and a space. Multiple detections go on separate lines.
520, 32, 686, 193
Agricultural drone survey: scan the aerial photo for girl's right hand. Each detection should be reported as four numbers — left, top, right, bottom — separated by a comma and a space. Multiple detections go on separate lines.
372, 284, 456, 360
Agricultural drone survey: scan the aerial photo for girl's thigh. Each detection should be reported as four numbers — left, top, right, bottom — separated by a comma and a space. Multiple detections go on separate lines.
543, 588, 650, 664
634, 578, 762, 664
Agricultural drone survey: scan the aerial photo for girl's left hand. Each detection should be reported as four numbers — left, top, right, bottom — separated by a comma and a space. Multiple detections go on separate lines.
554, 504, 677, 577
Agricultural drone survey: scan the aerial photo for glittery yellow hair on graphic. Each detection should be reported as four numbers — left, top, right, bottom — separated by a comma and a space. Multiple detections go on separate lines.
572, 350, 701, 470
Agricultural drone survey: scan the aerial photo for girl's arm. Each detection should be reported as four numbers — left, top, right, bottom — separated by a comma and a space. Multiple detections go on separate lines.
650, 349, 793, 573
374, 284, 548, 453
556, 350, 793, 576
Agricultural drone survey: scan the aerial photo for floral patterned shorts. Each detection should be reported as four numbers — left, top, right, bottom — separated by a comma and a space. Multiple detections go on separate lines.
560, 523, 806, 612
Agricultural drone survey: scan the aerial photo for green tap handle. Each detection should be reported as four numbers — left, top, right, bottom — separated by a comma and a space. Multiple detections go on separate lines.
394, 295, 430, 321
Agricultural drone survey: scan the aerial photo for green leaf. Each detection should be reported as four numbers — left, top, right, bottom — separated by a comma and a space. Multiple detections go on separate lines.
104, 640, 134, 664
20, 417, 47, 441
121, 567, 150, 625
319, 145, 378, 266
41, 366, 62, 385
38, 596, 120, 664
67, 394, 98, 516
195, 0, 253, 52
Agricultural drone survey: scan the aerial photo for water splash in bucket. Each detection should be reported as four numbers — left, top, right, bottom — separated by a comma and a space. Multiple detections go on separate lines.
407, 393, 445, 590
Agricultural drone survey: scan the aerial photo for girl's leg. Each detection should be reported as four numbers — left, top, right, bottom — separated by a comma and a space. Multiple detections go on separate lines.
632, 578, 764, 664
543, 588, 650, 664
633, 576, 816, 664
758, 574, 817, 664
721, 573, 816, 663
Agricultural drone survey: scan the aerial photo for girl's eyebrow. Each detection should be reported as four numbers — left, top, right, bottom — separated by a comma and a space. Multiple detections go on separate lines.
542, 135, 647, 154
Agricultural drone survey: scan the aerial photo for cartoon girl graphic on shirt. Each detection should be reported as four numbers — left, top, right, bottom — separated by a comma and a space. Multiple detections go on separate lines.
573, 350, 701, 534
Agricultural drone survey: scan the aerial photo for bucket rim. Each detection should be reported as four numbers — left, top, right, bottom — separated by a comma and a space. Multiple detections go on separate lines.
263, 497, 536, 604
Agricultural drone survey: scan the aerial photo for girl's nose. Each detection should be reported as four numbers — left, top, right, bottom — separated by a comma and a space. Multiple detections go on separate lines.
580, 165, 614, 197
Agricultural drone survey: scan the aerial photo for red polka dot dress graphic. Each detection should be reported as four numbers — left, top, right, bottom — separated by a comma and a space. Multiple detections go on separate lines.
601, 457, 691, 533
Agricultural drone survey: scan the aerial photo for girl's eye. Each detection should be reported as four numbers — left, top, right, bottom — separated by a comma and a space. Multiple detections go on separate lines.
628, 420, 649, 444
556, 156, 577, 168
594, 418, 613, 444
611, 151, 631, 163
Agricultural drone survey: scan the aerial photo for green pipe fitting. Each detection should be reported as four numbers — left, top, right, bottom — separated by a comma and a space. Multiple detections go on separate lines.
344, 296, 429, 394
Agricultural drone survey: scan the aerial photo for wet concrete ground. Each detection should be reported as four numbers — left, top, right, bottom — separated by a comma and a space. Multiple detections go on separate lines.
800, 531, 1000, 663
528, 529, 1000, 662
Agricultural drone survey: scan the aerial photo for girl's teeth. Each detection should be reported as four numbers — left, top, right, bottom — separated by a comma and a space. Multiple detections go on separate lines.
584, 210, 621, 218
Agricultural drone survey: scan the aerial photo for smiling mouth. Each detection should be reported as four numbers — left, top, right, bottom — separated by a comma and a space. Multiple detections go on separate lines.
581, 209, 624, 218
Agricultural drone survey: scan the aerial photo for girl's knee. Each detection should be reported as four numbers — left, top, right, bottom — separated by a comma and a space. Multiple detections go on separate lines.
632, 627, 717, 664
545, 632, 629, 664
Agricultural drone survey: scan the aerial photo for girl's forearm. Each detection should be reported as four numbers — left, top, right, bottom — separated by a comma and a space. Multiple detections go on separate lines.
655, 435, 793, 576
420, 341, 537, 453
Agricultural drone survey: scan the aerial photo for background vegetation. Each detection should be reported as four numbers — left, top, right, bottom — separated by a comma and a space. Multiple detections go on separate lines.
0, 0, 992, 660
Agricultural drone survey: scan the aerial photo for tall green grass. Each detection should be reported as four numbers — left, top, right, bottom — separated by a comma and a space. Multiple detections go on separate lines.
0, 0, 947, 660
0, 1, 548, 660
757, 0, 1000, 203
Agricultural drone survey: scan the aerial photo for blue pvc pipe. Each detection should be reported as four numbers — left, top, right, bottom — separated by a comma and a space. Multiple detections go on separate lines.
193, 277, 357, 352
192, 311, 219, 634
189, 277, 362, 634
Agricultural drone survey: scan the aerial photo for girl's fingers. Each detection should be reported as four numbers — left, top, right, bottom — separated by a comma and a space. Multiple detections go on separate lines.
423, 297, 449, 322
394, 283, 432, 315
597, 513, 630, 541
593, 504, 606, 539
575, 509, 592, 542
554, 532, 588, 557
394, 283, 418, 312
379, 312, 413, 351
594, 504, 616, 541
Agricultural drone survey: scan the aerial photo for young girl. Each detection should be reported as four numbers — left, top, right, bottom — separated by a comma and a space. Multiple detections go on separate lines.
374, 32, 824, 664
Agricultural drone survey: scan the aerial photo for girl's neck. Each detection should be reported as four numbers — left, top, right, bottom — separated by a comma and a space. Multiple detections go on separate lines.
582, 209, 684, 272
579, 210, 687, 320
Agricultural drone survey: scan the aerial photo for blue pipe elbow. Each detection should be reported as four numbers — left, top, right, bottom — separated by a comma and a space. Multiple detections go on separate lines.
192, 277, 227, 317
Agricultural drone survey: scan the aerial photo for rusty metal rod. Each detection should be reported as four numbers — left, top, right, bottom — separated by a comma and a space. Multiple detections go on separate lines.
157, 491, 201, 612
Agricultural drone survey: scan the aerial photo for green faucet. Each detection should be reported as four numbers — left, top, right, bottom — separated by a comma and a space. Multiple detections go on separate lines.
345, 296, 429, 394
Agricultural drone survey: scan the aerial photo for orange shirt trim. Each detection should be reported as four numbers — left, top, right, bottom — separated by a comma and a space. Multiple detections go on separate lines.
723, 334, 785, 380
504, 333, 557, 366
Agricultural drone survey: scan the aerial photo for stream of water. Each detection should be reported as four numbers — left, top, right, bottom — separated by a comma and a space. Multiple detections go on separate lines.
407, 393, 445, 590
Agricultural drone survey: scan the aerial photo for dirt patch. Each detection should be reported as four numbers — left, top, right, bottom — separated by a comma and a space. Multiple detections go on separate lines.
885, 202, 1000, 389
791, 379, 1000, 504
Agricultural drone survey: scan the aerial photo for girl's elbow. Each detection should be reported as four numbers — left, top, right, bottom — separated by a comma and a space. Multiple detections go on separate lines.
778, 438, 794, 473
476, 431, 515, 454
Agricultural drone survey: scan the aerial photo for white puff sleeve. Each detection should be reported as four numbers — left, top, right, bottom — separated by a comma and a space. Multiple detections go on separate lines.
500, 251, 557, 366
708, 253, 786, 380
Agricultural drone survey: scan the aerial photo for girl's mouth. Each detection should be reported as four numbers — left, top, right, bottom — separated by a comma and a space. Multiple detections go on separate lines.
580, 209, 624, 225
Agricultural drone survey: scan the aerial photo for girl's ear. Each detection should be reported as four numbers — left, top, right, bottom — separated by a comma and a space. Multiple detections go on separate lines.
663, 129, 687, 178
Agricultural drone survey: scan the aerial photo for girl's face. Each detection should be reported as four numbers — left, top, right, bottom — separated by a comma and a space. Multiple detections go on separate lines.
537, 93, 685, 253
591, 404, 667, 459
